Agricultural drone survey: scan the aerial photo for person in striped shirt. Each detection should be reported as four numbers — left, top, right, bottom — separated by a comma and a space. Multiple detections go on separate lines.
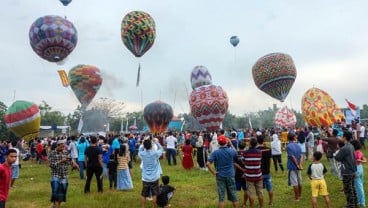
243, 138, 263, 208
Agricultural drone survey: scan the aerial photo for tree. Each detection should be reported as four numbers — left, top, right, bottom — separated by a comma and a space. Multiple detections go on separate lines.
38, 101, 65, 126
65, 106, 82, 133
0, 102, 8, 140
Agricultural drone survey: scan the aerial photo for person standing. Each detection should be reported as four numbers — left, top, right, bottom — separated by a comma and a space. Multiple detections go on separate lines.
307, 151, 331, 208
49, 139, 79, 208
10, 141, 20, 188
335, 131, 358, 208
84, 136, 103, 193
0, 149, 17, 208
358, 123, 366, 150
351, 140, 366, 207
206, 134, 239, 208
196, 132, 207, 170
181, 139, 194, 170
67, 136, 78, 166
138, 137, 164, 208
77, 136, 89, 179
165, 131, 177, 166
286, 132, 302, 201
322, 128, 340, 176
257, 135, 273, 206
271, 130, 284, 173
116, 144, 133, 190
306, 127, 315, 160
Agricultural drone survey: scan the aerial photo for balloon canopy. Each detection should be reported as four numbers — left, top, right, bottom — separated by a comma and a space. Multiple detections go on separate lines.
121, 11, 156, 58
190, 65, 212, 90
143, 101, 173, 134
252, 53, 297, 102
69, 65, 103, 108
301, 87, 344, 127
4, 100, 41, 140
230, 36, 239, 47
29, 15, 78, 63
189, 85, 229, 131
274, 106, 296, 128
59, 0, 72, 6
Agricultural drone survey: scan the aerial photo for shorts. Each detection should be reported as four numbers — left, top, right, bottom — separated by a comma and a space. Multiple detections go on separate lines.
141, 180, 159, 197
262, 174, 272, 191
216, 176, 238, 202
235, 179, 246, 191
246, 180, 263, 197
310, 179, 329, 197
11, 165, 19, 179
288, 170, 302, 186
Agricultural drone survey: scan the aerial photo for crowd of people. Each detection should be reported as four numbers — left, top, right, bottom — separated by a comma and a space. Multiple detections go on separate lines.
0, 120, 366, 208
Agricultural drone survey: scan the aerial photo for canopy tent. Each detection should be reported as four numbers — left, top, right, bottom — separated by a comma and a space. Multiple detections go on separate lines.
39, 126, 70, 137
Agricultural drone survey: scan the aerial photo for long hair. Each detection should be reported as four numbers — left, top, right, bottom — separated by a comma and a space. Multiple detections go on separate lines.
119, 144, 126, 157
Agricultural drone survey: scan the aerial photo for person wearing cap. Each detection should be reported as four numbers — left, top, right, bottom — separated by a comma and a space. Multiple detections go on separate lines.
206, 133, 239, 208
49, 139, 78, 208
286, 132, 302, 202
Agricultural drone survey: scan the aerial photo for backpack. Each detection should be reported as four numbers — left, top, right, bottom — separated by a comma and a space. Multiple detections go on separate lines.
156, 185, 168, 207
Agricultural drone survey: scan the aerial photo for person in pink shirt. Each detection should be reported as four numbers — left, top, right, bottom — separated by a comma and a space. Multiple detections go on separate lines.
351, 140, 366, 207
0, 149, 17, 208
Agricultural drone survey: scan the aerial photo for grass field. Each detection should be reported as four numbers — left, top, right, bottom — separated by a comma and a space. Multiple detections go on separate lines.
7, 148, 368, 208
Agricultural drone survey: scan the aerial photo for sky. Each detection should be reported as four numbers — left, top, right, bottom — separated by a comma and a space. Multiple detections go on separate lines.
1, 0, 368, 117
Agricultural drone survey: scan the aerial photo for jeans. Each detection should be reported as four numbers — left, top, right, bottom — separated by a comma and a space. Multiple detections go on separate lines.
342, 174, 358, 207
327, 157, 338, 176
50, 176, 68, 202
354, 165, 365, 206
84, 166, 103, 193
78, 161, 85, 179
166, 148, 177, 165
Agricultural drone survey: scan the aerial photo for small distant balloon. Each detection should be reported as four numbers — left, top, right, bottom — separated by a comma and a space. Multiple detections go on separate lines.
230, 36, 240, 47
59, 0, 72, 6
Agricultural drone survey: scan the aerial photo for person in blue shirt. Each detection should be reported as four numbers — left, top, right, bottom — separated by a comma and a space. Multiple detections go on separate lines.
286, 132, 302, 202
77, 136, 89, 179
138, 136, 163, 208
206, 134, 238, 208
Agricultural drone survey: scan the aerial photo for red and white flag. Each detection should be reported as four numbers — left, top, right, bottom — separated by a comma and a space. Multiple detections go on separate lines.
345, 98, 358, 118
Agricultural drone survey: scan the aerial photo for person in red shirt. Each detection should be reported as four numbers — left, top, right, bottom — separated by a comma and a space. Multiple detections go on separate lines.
0, 149, 17, 208
36, 139, 43, 164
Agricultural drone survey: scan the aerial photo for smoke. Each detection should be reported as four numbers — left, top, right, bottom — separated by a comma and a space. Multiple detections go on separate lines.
81, 108, 108, 132
99, 71, 125, 97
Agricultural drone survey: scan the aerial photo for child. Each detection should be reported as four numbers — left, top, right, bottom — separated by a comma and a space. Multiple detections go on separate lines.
107, 154, 117, 189
157, 175, 176, 208
116, 144, 133, 190
234, 141, 247, 207
351, 140, 366, 207
307, 151, 330, 208
316, 136, 323, 153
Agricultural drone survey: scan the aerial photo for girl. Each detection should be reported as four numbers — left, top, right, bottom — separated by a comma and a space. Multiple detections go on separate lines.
116, 144, 133, 190
351, 140, 366, 207
181, 139, 194, 170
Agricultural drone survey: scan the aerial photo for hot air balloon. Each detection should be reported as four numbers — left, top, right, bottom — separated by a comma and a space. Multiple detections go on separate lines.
190, 65, 212, 90
4, 100, 41, 140
189, 85, 229, 131
301, 87, 344, 127
230, 36, 239, 47
59, 0, 72, 6
274, 106, 296, 128
143, 101, 173, 134
252, 53, 297, 102
29, 15, 78, 63
69, 65, 103, 108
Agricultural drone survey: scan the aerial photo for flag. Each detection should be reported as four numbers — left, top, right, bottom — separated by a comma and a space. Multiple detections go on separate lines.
136, 63, 141, 87
248, 115, 253, 129
345, 98, 358, 118
106, 122, 110, 132
57, 70, 69, 87
120, 119, 124, 133
77, 118, 83, 133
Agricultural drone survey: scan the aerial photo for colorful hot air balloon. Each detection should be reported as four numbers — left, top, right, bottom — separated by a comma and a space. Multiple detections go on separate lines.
121, 11, 156, 58
29, 15, 78, 63
230, 36, 240, 47
59, 0, 72, 6
4, 100, 41, 140
252, 53, 297, 102
301, 87, 344, 127
69, 65, 103, 108
189, 85, 229, 131
190, 65, 212, 90
143, 101, 173, 134
274, 106, 296, 128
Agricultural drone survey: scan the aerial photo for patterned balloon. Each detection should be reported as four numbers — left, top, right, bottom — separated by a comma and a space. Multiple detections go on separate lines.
4, 100, 41, 140
274, 106, 296, 128
190, 65, 212, 90
252, 53, 297, 102
29, 15, 78, 63
121, 11, 156, 58
189, 85, 229, 131
69, 65, 103, 108
230, 36, 240, 47
143, 101, 173, 134
301, 87, 344, 127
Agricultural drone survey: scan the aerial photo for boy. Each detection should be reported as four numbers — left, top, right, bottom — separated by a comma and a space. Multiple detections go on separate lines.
307, 151, 330, 208
0, 149, 17, 207
234, 141, 247, 207
107, 154, 117, 189
157, 175, 176, 208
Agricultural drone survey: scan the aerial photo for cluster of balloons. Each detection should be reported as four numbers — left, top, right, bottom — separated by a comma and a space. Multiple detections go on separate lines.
301, 87, 344, 127
143, 100, 173, 134
189, 66, 229, 131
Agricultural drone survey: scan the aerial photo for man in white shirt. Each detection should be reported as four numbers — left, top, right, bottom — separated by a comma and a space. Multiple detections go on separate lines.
165, 131, 177, 165
358, 123, 366, 150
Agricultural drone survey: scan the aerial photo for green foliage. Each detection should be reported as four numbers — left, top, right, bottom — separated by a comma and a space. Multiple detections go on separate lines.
0, 102, 8, 140
38, 101, 66, 126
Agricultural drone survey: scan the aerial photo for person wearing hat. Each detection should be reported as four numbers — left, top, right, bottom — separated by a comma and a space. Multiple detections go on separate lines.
49, 139, 79, 208
206, 133, 239, 208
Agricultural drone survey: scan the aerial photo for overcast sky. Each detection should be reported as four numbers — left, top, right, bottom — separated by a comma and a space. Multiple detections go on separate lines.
1, 0, 368, 116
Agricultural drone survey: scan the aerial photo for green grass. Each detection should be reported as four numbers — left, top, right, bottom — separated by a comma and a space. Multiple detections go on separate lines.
7, 149, 368, 208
